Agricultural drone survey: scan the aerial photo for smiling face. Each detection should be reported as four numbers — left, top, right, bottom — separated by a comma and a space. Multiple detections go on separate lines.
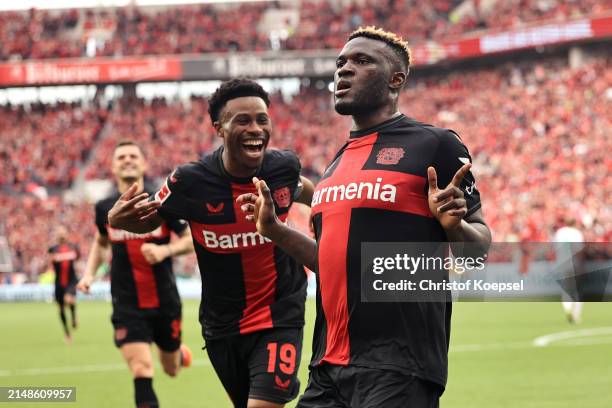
111, 144, 146, 185
334, 37, 397, 116
215, 96, 271, 178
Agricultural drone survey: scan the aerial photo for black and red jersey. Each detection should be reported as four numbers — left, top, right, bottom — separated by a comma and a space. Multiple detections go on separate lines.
154, 147, 307, 340
48, 244, 79, 288
95, 193, 187, 316
309, 114, 482, 388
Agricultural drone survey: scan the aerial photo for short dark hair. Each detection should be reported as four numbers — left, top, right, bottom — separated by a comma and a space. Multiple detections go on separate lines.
208, 78, 270, 124
348, 26, 411, 72
113, 140, 144, 157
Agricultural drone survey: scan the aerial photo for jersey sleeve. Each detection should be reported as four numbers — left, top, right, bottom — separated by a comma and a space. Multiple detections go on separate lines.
154, 166, 190, 221
94, 201, 108, 236
280, 149, 302, 201
432, 130, 482, 217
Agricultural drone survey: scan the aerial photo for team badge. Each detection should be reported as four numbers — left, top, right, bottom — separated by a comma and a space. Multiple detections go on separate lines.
273, 187, 291, 208
206, 202, 224, 215
376, 147, 405, 165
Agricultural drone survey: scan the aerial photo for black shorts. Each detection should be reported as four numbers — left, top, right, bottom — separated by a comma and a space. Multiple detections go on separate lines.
206, 327, 303, 408
54, 284, 76, 305
296, 365, 442, 408
111, 310, 182, 352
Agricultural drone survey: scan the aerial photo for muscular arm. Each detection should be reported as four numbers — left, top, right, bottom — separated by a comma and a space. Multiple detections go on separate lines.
267, 224, 317, 271
445, 209, 491, 258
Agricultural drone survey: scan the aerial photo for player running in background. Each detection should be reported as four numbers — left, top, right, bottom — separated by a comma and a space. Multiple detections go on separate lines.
108, 78, 314, 408
238, 27, 491, 407
553, 217, 585, 323
77, 141, 194, 408
48, 226, 79, 344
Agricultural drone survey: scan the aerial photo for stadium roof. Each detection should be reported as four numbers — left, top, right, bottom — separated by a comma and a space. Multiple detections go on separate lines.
0, 0, 273, 11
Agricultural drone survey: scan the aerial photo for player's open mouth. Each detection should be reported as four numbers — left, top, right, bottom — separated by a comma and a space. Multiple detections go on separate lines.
335, 81, 351, 97
242, 139, 265, 156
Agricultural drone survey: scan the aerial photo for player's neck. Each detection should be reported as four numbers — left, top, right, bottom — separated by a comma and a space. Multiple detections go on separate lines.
351, 106, 401, 132
117, 178, 144, 194
221, 149, 257, 179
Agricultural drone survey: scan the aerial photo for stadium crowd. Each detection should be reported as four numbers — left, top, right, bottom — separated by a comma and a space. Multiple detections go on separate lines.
0, 102, 107, 190
1, 0, 610, 60
1, 56, 610, 279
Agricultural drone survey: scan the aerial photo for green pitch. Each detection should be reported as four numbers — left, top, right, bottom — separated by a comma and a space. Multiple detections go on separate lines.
1, 300, 611, 407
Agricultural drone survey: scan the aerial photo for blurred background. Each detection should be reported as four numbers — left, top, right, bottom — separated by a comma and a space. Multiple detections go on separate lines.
0, 1, 610, 407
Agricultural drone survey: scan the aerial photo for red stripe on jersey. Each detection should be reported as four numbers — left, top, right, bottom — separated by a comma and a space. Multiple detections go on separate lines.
125, 240, 160, 309
231, 183, 278, 334
316, 134, 380, 365
59, 245, 70, 287
311, 135, 431, 218
312, 133, 433, 365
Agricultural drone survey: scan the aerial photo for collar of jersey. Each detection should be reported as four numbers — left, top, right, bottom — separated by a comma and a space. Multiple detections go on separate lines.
216, 146, 262, 184
349, 113, 405, 139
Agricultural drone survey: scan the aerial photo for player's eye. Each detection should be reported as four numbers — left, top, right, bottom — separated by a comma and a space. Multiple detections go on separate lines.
257, 116, 269, 124
336, 59, 345, 68
357, 58, 370, 64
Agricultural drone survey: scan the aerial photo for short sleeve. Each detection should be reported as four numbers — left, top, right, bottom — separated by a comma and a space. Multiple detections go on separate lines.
432, 130, 481, 217
154, 166, 189, 221
94, 202, 108, 236
283, 150, 303, 201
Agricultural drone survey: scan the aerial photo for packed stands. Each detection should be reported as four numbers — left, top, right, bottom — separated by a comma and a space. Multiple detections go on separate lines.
2, 54, 609, 278
1, 0, 610, 60
0, 101, 107, 190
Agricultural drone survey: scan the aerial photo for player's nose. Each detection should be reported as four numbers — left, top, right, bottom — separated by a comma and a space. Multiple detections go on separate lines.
245, 121, 264, 135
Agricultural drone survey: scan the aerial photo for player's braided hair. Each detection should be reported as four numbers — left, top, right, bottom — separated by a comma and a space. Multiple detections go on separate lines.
208, 78, 270, 124
348, 26, 411, 72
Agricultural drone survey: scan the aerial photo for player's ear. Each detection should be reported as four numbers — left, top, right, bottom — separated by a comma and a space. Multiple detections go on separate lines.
213, 121, 224, 137
389, 71, 406, 90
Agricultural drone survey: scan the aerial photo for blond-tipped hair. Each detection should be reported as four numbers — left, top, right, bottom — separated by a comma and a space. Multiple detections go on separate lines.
348, 26, 411, 71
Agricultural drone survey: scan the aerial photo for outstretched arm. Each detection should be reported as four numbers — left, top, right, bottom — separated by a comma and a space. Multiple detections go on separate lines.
237, 177, 317, 271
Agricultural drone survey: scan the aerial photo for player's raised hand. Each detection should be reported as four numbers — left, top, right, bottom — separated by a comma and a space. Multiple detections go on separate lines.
108, 183, 160, 229
141, 243, 169, 265
236, 177, 282, 239
77, 275, 93, 294
427, 163, 471, 230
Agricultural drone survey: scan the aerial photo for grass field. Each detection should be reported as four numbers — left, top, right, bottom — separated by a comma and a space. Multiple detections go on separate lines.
1, 300, 612, 407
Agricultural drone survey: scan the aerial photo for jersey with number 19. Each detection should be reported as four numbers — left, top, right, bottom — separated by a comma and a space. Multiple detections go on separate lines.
154, 147, 307, 341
